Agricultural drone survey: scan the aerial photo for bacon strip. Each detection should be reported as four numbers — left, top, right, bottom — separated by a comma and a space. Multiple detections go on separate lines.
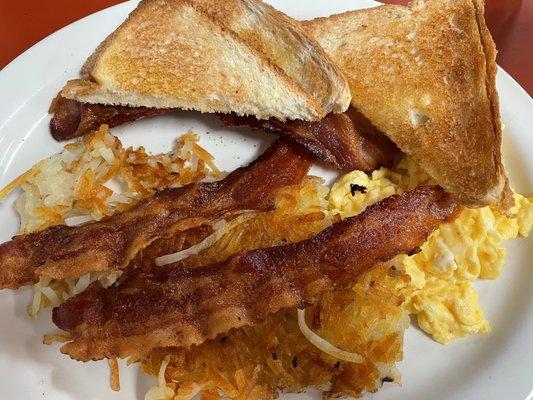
49, 96, 168, 141
50, 97, 399, 172
52, 186, 459, 361
0, 141, 310, 290
220, 108, 399, 172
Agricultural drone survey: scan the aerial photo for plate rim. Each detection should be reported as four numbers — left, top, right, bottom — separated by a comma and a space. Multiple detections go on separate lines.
0, 1, 531, 400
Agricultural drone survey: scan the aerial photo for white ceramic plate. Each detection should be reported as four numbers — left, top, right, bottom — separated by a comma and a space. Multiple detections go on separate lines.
0, 1, 532, 399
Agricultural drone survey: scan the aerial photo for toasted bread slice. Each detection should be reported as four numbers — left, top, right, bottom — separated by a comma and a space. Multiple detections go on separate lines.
61, 0, 350, 121
192, 0, 351, 115
305, 0, 510, 207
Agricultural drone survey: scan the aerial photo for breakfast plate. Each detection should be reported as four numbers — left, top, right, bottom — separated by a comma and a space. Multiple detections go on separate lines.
0, 1, 532, 399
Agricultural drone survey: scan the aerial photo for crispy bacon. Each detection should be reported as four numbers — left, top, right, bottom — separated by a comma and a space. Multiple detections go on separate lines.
49, 96, 168, 141
0, 141, 310, 290
220, 108, 399, 172
52, 186, 459, 361
49, 97, 399, 172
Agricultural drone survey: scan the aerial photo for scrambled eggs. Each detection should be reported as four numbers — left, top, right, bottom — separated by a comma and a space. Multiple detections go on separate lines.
328, 158, 533, 344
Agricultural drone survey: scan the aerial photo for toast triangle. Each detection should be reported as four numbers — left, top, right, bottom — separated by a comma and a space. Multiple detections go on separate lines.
305, 0, 510, 207
192, 0, 351, 115
61, 0, 350, 121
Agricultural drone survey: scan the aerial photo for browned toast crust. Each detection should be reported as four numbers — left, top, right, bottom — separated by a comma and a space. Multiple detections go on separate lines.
305, 0, 511, 207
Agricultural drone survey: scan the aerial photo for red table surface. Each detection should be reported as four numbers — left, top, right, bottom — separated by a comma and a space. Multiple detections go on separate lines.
0, 0, 531, 96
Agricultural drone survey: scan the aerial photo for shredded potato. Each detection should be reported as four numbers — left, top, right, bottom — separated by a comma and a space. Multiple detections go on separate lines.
0, 125, 220, 316
5, 126, 220, 234
297, 308, 363, 364
144, 356, 176, 400
177, 177, 331, 269
155, 214, 256, 266
28, 270, 124, 317
108, 358, 121, 392
42, 334, 71, 345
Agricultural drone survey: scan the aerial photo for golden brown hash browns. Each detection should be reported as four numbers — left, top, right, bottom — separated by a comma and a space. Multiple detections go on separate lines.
143, 265, 408, 399
142, 179, 410, 399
